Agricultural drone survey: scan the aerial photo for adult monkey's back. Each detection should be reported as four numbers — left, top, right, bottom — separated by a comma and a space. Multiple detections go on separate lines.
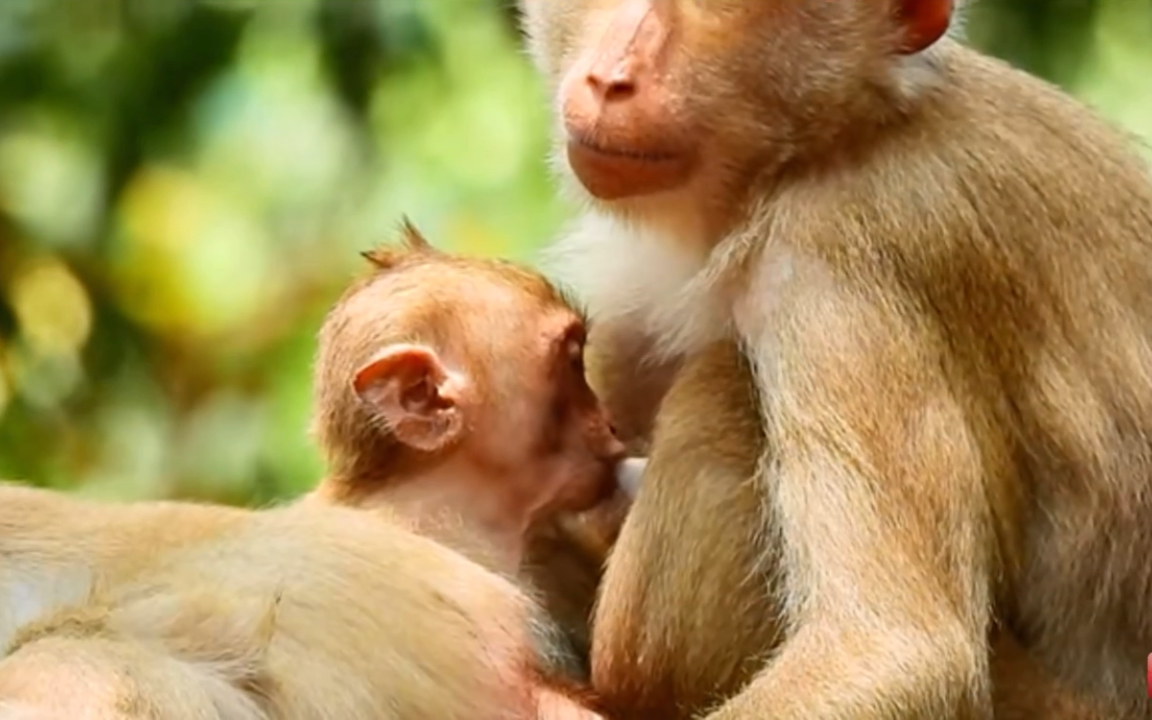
516, 0, 1152, 718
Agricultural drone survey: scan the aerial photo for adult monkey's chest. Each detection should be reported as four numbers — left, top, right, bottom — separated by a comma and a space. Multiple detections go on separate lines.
589, 339, 785, 720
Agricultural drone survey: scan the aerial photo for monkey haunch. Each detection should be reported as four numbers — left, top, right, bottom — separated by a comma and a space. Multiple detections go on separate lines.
519, 0, 1152, 718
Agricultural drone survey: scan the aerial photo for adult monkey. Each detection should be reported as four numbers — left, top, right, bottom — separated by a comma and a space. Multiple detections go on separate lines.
516, 0, 1152, 718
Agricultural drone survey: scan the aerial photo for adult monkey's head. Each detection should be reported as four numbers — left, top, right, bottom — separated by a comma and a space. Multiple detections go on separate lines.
517, 0, 953, 203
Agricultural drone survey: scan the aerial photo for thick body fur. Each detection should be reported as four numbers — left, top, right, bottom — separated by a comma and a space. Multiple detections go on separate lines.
0, 505, 609, 720
590, 342, 779, 715
596, 343, 1109, 720
0, 630, 267, 720
0, 483, 251, 653
523, 491, 632, 668
518, 1, 1152, 716
0, 491, 553, 720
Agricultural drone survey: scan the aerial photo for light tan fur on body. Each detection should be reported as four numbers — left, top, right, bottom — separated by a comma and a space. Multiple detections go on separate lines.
0, 564, 273, 720
518, 0, 1152, 718
1, 499, 558, 720
0, 229, 623, 720
0, 485, 251, 654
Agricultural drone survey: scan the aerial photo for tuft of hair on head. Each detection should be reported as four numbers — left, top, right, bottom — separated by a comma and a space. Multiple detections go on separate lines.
359, 216, 439, 271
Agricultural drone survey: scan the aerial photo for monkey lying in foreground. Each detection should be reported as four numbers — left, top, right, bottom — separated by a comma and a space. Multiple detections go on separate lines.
0, 224, 627, 720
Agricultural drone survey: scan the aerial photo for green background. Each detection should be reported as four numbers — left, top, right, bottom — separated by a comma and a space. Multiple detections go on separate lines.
1, 0, 1150, 505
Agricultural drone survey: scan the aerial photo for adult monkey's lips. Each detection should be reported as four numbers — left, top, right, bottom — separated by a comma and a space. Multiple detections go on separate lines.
573, 135, 680, 162
565, 134, 694, 200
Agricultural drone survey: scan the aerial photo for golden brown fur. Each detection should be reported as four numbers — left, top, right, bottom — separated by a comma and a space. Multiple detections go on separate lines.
523, 489, 632, 668
518, 0, 1152, 717
589, 342, 778, 715
591, 343, 1108, 719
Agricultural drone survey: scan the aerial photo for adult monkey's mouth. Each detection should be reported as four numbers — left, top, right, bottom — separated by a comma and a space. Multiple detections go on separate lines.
564, 133, 694, 200
571, 135, 682, 163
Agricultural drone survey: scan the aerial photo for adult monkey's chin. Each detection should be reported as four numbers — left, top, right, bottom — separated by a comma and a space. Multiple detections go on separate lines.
565, 138, 694, 200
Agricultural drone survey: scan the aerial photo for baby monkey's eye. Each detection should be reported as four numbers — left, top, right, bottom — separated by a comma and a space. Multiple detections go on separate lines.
566, 337, 585, 374
562, 324, 587, 375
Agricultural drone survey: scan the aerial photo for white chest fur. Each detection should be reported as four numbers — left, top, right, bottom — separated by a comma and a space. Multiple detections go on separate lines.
543, 211, 735, 360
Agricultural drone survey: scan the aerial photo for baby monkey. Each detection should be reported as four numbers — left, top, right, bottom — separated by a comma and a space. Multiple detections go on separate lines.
0, 223, 628, 720
307, 219, 628, 578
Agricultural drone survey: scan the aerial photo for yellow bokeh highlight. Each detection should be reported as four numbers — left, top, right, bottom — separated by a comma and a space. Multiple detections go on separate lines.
8, 256, 93, 358
0, 362, 10, 420
112, 164, 283, 341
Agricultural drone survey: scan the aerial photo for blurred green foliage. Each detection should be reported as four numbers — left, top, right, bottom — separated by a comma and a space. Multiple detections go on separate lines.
0, 0, 1149, 505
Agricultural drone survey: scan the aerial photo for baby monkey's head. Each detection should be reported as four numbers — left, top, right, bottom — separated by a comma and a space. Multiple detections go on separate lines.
312, 220, 626, 529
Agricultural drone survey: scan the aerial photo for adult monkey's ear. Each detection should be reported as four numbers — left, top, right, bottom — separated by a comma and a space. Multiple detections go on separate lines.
894, 0, 952, 54
352, 343, 471, 452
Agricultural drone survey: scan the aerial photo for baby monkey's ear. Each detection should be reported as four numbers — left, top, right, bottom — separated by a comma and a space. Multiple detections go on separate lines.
352, 344, 471, 452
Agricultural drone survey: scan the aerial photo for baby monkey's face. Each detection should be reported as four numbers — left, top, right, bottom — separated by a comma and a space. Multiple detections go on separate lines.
463, 299, 626, 523
335, 237, 628, 530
